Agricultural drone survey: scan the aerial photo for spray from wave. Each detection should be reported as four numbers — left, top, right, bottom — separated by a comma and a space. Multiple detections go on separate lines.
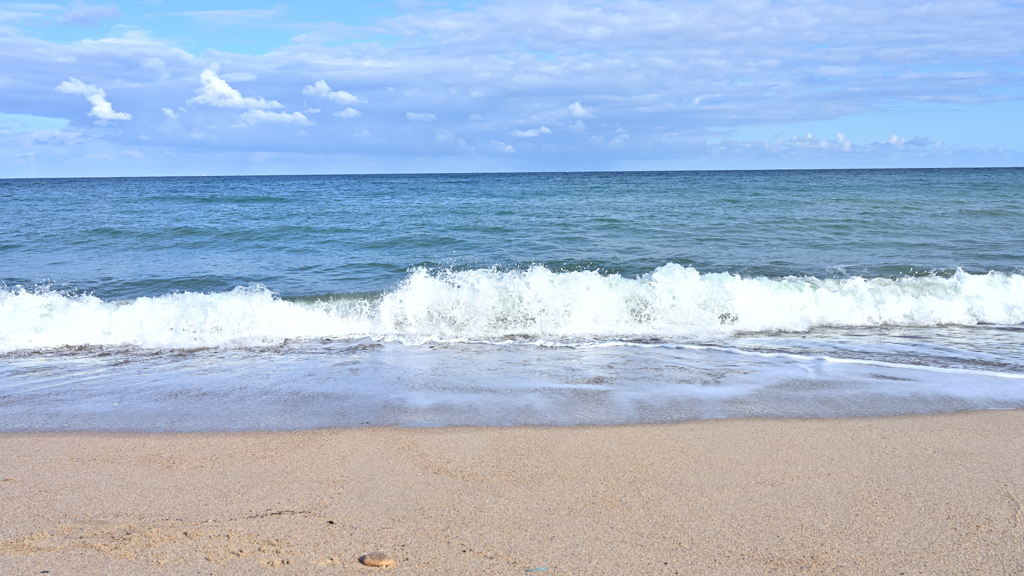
2, 264, 1022, 351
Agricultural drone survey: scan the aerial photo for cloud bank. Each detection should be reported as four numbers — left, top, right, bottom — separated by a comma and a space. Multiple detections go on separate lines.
2, 0, 1023, 176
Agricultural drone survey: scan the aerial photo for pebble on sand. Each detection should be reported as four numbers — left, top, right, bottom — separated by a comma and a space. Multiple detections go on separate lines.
359, 551, 395, 568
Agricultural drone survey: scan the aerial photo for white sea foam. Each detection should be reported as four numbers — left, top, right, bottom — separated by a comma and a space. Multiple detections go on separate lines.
2, 264, 1023, 351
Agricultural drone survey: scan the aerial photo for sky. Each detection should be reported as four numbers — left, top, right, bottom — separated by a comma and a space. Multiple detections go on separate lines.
1, 0, 1023, 177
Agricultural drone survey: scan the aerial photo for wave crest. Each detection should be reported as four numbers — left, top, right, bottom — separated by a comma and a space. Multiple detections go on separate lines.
2, 264, 1022, 351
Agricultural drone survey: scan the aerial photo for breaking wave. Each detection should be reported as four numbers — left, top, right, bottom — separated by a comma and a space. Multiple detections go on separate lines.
2, 264, 1023, 351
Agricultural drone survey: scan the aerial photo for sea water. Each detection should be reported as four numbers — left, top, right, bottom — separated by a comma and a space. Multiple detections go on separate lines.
2, 169, 1023, 431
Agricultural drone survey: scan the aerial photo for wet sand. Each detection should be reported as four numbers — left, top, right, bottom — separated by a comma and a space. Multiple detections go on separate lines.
1, 410, 1023, 575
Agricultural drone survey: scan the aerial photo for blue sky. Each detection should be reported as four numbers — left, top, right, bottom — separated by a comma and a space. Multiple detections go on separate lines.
1, 0, 1023, 177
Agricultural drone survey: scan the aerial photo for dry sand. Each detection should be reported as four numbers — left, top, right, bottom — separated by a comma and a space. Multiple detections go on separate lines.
1, 410, 1023, 575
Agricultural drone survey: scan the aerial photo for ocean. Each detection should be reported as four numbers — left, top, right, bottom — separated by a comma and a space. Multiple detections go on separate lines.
2, 168, 1023, 431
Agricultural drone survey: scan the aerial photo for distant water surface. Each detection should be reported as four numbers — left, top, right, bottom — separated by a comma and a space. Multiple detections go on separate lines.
2, 169, 1023, 430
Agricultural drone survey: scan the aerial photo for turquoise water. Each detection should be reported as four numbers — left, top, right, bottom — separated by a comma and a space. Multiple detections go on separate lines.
2, 169, 1023, 430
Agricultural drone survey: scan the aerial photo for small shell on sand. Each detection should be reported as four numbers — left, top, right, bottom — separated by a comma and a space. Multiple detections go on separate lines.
359, 551, 395, 567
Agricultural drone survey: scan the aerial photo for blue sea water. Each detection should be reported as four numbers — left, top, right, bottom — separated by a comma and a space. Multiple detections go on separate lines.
2, 168, 1023, 431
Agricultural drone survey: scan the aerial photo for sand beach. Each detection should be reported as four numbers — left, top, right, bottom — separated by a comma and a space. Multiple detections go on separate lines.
1, 410, 1022, 575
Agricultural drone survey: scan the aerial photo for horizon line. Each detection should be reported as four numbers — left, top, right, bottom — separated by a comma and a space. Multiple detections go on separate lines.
3, 165, 1022, 181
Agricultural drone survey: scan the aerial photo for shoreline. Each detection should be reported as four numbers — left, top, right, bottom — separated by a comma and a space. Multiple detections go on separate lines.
2, 410, 1023, 574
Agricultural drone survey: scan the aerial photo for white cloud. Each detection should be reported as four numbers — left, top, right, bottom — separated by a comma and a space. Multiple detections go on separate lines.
161, 107, 177, 119
333, 108, 360, 118
569, 102, 593, 119
239, 110, 313, 126
837, 132, 851, 152
407, 112, 437, 121
55, 78, 131, 121
568, 120, 587, 133
189, 65, 282, 110
302, 80, 359, 104
511, 126, 551, 137
491, 140, 515, 153
703, 132, 945, 159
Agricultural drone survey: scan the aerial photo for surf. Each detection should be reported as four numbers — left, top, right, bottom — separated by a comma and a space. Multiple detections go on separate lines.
2, 264, 1022, 352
